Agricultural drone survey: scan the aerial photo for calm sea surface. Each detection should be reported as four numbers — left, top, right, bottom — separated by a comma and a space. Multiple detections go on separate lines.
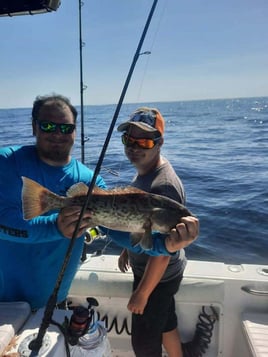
0, 97, 267, 265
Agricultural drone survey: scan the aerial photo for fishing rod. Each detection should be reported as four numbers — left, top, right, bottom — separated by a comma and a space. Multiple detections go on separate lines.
78, 0, 87, 164
79, 0, 85, 164
28, 0, 158, 354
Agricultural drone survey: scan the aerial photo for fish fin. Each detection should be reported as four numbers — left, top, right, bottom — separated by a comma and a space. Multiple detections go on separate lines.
67, 184, 111, 197
21, 177, 62, 220
130, 219, 153, 250
119, 186, 146, 194
130, 232, 144, 247
139, 232, 153, 250
139, 220, 153, 250
67, 182, 89, 197
93, 185, 147, 196
92, 186, 109, 194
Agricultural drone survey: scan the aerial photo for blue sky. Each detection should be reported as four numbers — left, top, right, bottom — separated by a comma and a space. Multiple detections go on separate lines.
0, 0, 267, 108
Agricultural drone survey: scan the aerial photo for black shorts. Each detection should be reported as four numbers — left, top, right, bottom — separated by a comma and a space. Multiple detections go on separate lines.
131, 274, 183, 357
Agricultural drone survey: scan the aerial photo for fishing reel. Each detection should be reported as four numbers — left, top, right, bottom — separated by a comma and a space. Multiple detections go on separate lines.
84, 226, 105, 245
66, 297, 99, 346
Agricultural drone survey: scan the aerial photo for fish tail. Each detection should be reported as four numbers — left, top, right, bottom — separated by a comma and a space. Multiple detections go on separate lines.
22, 177, 63, 220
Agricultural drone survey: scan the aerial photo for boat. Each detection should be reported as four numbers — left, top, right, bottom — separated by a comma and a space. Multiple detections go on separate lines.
0, 1, 267, 356
1, 254, 268, 356
0, 0, 61, 17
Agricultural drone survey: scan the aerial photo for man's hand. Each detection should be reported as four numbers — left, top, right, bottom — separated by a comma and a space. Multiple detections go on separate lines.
165, 216, 199, 253
127, 289, 148, 315
118, 249, 130, 273
57, 206, 92, 239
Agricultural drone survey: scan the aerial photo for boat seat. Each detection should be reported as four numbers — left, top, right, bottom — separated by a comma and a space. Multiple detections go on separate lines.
242, 312, 268, 357
0, 301, 31, 355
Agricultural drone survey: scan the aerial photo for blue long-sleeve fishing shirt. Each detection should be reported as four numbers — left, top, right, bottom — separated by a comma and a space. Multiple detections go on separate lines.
0, 145, 106, 309
0, 145, 171, 309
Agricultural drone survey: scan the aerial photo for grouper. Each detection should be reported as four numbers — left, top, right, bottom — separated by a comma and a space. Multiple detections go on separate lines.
21, 176, 193, 250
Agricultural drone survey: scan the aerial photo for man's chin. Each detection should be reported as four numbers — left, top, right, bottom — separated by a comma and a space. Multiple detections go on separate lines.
128, 154, 142, 162
43, 150, 69, 163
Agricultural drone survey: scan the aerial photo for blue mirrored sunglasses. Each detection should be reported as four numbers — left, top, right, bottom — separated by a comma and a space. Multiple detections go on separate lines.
36, 120, 76, 134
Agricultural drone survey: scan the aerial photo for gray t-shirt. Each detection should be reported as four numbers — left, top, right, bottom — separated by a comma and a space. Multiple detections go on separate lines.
128, 156, 187, 282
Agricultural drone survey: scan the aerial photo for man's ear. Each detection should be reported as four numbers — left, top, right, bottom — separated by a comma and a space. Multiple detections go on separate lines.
158, 137, 164, 147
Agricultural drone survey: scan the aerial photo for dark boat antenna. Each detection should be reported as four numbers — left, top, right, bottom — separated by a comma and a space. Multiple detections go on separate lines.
28, 1, 159, 355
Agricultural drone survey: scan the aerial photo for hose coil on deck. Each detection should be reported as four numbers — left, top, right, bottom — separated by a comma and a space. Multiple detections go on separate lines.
96, 304, 218, 357
97, 312, 131, 335
182, 306, 218, 357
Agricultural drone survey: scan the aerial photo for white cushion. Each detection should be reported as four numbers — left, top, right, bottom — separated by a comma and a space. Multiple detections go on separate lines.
0, 301, 31, 354
242, 312, 268, 357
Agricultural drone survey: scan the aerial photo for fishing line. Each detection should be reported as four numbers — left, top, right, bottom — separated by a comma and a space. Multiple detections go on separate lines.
134, 0, 167, 103
28, 1, 159, 354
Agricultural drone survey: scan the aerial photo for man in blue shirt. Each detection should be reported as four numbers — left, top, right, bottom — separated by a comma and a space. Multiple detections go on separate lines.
0, 94, 103, 309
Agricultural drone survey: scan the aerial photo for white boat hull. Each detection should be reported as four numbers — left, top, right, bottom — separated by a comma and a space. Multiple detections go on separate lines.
1, 255, 268, 356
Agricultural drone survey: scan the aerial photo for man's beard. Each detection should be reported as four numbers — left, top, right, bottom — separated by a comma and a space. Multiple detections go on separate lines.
39, 146, 71, 164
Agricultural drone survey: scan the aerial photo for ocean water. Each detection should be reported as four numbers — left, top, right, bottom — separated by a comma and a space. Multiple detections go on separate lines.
0, 97, 267, 265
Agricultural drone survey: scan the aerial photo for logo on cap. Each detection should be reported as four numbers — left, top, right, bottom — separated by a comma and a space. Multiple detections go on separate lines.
117, 107, 165, 136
